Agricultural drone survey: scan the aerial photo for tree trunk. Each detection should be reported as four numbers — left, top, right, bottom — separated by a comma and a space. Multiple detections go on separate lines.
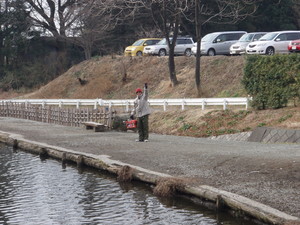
84, 48, 92, 60
167, 15, 180, 87
195, 0, 202, 97
84, 42, 92, 60
168, 47, 178, 86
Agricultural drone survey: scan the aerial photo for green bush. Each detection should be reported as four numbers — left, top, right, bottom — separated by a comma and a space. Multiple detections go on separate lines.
242, 54, 300, 109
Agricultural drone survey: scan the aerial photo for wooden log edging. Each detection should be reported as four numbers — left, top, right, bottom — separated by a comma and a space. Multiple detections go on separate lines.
0, 131, 299, 225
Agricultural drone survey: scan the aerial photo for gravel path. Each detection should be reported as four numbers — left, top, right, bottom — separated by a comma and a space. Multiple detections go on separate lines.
0, 117, 299, 218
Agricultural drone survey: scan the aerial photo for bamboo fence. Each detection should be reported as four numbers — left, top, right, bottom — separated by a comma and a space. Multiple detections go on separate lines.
0, 102, 115, 128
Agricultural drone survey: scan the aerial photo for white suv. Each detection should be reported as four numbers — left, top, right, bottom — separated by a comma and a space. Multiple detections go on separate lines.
246, 31, 300, 55
143, 37, 194, 56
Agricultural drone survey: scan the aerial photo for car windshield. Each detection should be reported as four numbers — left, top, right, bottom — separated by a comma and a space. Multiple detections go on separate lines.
132, 39, 144, 46
201, 33, 218, 42
259, 33, 278, 41
238, 33, 254, 42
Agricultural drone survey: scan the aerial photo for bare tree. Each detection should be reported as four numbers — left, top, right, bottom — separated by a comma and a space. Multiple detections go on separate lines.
117, 0, 191, 87
24, 0, 125, 59
192, 0, 258, 96
67, 0, 119, 59
24, 0, 81, 37
147, 0, 192, 87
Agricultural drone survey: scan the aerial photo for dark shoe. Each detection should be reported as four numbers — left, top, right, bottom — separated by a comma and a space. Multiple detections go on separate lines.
135, 139, 144, 142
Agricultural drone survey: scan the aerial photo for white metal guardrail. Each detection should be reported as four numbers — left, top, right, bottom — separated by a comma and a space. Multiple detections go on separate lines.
0, 97, 251, 111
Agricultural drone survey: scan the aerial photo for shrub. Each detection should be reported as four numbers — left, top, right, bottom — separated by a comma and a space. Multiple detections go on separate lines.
242, 54, 300, 109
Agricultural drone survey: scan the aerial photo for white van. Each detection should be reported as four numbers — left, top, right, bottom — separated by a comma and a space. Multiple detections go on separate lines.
230, 32, 267, 55
192, 31, 246, 56
246, 30, 300, 55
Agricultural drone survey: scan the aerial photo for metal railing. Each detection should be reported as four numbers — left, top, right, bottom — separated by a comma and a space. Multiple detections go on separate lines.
0, 97, 251, 111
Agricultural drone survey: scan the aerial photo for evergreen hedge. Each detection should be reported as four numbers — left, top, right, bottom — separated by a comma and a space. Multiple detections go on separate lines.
242, 54, 300, 109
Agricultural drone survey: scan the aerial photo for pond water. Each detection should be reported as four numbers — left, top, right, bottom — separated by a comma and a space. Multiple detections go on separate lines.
0, 144, 257, 225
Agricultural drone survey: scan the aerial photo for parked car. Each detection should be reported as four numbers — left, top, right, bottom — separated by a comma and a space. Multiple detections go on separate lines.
246, 31, 300, 55
229, 32, 267, 55
192, 31, 246, 56
124, 38, 162, 56
288, 39, 300, 53
143, 37, 194, 56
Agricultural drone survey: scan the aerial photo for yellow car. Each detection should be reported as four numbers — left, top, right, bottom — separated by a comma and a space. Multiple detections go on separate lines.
124, 38, 162, 56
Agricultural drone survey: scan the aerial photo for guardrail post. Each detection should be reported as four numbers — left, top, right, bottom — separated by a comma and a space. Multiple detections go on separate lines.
94, 99, 97, 110
59, 100, 62, 108
125, 101, 129, 112
181, 100, 185, 110
76, 100, 80, 109
201, 100, 206, 110
246, 96, 251, 110
223, 99, 228, 110
163, 101, 167, 111
98, 99, 103, 107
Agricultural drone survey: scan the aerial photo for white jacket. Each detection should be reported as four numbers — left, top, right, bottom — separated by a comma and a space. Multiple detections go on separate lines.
131, 86, 151, 118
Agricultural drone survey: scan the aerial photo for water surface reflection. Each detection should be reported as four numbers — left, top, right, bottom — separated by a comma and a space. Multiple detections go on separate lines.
0, 144, 256, 225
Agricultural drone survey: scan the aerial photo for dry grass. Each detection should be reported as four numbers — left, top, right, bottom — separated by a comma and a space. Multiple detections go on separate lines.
117, 165, 134, 182
153, 177, 186, 197
5, 55, 246, 100
149, 106, 300, 137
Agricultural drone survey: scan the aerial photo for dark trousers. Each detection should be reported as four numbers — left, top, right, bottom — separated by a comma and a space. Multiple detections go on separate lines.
138, 115, 149, 141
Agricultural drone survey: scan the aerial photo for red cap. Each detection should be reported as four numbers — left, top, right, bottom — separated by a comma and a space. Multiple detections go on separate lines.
135, 88, 142, 93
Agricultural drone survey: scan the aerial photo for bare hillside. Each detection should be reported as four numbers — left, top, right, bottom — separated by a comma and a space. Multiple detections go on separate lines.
21, 55, 246, 99
1, 55, 299, 136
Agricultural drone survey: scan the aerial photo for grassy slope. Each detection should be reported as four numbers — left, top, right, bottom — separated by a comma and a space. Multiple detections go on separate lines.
1, 55, 299, 137
21, 55, 247, 99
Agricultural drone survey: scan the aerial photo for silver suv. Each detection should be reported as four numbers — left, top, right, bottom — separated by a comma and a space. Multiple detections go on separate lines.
143, 37, 194, 56
192, 31, 246, 56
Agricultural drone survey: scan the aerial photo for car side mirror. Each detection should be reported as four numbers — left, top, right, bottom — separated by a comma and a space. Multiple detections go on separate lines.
275, 38, 281, 42
143, 43, 148, 46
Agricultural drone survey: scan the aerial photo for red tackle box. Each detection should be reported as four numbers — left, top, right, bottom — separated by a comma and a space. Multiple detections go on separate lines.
125, 120, 137, 129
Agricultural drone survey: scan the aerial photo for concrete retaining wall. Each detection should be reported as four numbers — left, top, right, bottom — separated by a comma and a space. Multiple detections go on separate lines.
248, 127, 300, 144
210, 127, 300, 144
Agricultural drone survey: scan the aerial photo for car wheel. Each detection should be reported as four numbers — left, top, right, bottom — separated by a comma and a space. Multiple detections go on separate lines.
266, 47, 275, 55
136, 51, 143, 56
207, 49, 216, 56
184, 49, 192, 57
158, 49, 167, 56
